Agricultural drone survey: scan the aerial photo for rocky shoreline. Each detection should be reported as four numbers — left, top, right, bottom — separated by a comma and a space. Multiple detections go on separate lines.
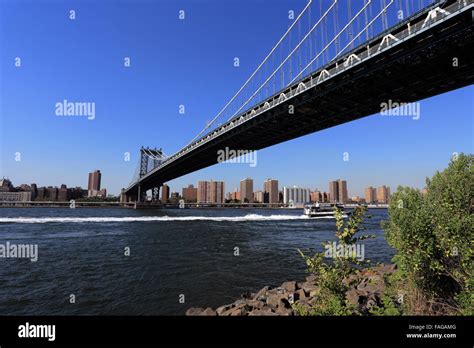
186, 264, 396, 316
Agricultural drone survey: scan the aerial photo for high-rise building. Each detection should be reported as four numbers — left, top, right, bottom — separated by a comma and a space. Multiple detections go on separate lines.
321, 192, 329, 203
376, 186, 391, 204
170, 192, 180, 202
197, 180, 225, 203
197, 181, 206, 203
182, 184, 198, 202
0, 178, 14, 192
88, 170, 101, 190
365, 186, 377, 204
263, 178, 279, 204
87, 170, 102, 197
230, 189, 240, 201
36, 187, 45, 200
47, 186, 58, 201
210, 181, 225, 203
283, 186, 310, 205
197, 181, 207, 203
240, 178, 253, 203
30, 183, 37, 200
58, 184, 69, 201
254, 191, 264, 203
329, 179, 348, 203
338, 180, 348, 204
161, 184, 170, 202
329, 180, 339, 203
310, 190, 322, 202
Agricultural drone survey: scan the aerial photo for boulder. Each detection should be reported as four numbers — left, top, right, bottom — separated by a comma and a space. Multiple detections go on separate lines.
295, 289, 308, 301
248, 307, 278, 316
245, 299, 265, 310
241, 291, 253, 299
254, 286, 270, 301
281, 281, 297, 293
345, 289, 366, 307
221, 302, 252, 316
372, 263, 397, 275
275, 305, 294, 316
299, 281, 318, 293
266, 293, 284, 309
216, 304, 233, 315
186, 307, 216, 316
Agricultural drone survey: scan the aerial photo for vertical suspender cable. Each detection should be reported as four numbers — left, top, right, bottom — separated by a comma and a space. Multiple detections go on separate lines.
298, 17, 302, 73
348, 0, 353, 48
309, 4, 312, 71
183, 0, 313, 146
364, 0, 369, 40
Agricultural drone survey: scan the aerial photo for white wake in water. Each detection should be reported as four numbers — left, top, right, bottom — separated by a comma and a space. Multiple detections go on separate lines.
0, 214, 315, 224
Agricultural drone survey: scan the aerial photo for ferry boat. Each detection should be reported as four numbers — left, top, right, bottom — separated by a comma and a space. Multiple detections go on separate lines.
303, 202, 349, 218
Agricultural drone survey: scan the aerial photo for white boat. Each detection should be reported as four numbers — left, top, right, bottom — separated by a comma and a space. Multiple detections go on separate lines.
303, 202, 348, 218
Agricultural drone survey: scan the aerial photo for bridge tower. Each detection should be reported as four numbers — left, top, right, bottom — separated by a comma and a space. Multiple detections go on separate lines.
136, 146, 165, 203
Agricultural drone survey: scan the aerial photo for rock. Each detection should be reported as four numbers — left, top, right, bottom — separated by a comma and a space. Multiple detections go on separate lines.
296, 281, 306, 289
248, 307, 278, 316
216, 304, 233, 315
299, 280, 318, 293
372, 263, 397, 275
201, 307, 217, 316
342, 273, 359, 287
229, 307, 245, 316
221, 303, 251, 316
297, 298, 311, 307
281, 281, 297, 293
186, 307, 216, 316
275, 305, 294, 316
190, 266, 396, 317
266, 293, 283, 309
345, 289, 366, 307
295, 289, 307, 301
246, 299, 265, 310
254, 286, 270, 301
357, 274, 385, 294
241, 291, 253, 299
186, 307, 204, 316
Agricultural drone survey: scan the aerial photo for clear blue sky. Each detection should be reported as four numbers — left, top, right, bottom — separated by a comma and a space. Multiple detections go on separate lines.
1, 0, 472, 197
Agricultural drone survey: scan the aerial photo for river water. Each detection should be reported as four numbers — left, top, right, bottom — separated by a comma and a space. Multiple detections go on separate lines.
0, 207, 394, 315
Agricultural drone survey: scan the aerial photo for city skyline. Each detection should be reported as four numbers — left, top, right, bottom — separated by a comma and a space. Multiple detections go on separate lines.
2, 172, 394, 205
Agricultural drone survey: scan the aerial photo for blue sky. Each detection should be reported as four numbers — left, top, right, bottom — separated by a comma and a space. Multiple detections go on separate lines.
1, 0, 472, 197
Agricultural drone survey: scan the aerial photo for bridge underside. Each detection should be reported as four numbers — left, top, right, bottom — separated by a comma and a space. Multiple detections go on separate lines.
126, 6, 474, 200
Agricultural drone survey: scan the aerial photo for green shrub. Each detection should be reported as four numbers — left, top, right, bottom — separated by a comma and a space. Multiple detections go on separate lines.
295, 205, 372, 315
383, 153, 473, 314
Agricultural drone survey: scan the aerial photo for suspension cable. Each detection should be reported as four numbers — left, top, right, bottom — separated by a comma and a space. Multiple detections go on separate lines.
183, 0, 313, 147
289, 0, 372, 85
227, 0, 338, 121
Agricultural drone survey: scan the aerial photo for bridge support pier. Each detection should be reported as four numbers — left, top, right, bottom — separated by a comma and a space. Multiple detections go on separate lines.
137, 185, 147, 203
120, 189, 137, 204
